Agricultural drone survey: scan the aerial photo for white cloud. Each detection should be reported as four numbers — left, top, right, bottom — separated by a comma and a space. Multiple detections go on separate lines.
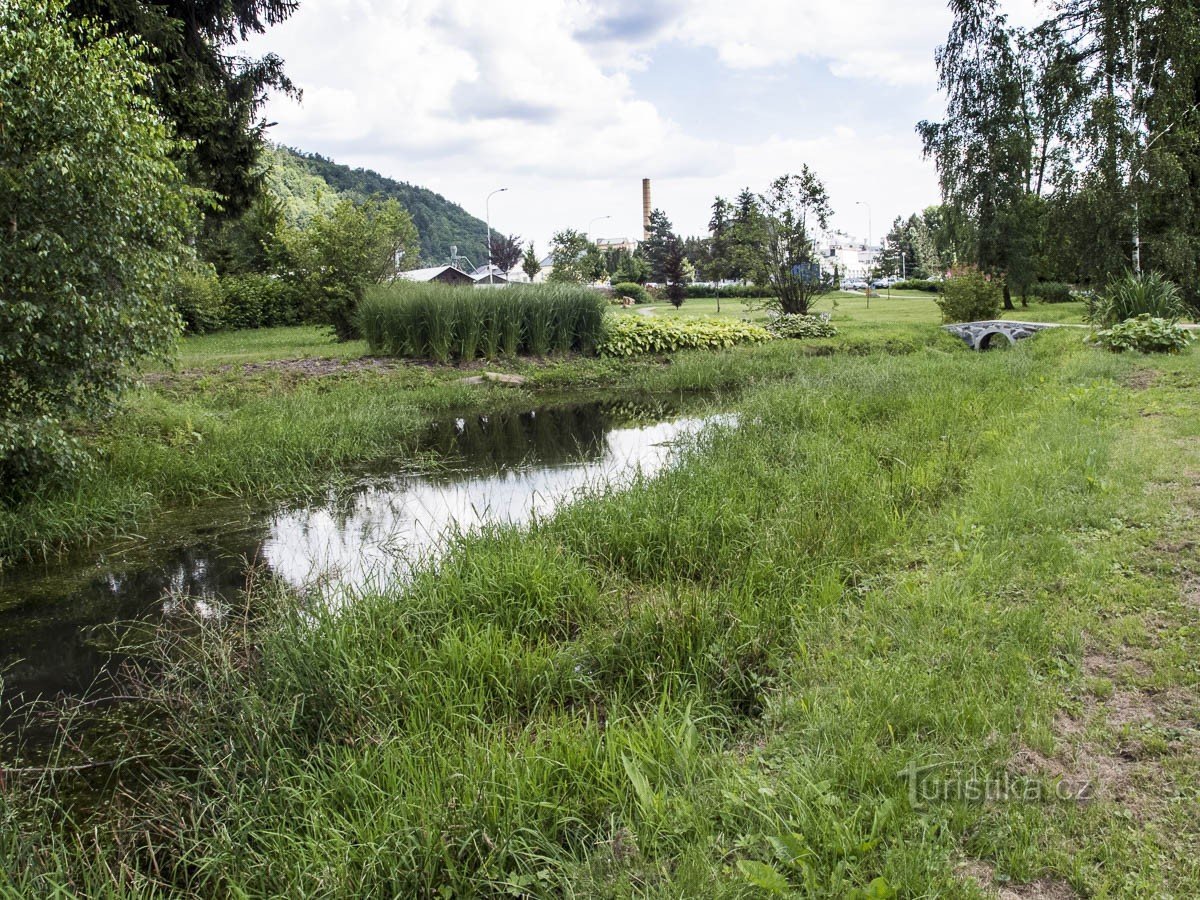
242, 0, 1044, 251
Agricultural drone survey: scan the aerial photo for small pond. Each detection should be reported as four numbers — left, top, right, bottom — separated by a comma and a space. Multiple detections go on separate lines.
0, 397, 731, 721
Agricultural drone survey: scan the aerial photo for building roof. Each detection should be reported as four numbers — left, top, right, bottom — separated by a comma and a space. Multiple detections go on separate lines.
398, 265, 473, 282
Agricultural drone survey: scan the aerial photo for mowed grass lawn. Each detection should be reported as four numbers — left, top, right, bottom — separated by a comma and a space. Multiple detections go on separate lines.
637, 290, 1092, 326
4, 328, 1200, 896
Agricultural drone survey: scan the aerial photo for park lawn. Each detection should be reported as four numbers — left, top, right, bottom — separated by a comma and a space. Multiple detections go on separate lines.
626, 291, 1092, 327
167, 324, 368, 370
4, 330, 1199, 896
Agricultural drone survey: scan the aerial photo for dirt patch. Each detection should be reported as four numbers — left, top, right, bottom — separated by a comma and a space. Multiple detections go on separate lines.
238, 357, 406, 376
142, 355, 412, 385
1185, 578, 1200, 610
998, 879, 1079, 900
1122, 368, 1159, 390
957, 859, 1079, 899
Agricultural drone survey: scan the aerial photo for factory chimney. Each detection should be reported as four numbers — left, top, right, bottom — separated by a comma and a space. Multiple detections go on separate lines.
642, 178, 651, 242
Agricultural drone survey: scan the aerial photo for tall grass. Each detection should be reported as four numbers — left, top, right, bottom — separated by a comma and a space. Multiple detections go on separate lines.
6, 332, 1188, 895
360, 283, 608, 361
1087, 271, 1187, 325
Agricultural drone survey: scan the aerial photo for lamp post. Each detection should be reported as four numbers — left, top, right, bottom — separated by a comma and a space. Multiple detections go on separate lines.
856, 200, 872, 301
486, 187, 508, 285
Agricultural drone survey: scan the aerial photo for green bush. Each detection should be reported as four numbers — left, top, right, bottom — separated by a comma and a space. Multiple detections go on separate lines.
766, 314, 837, 339
612, 282, 651, 304
892, 279, 941, 293
1, 1, 194, 491
1092, 315, 1194, 354
1087, 272, 1186, 326
172, 266, 226, 334
221, 274, 301, 330
683, 284, 776, 300
360, 283, 608, 361
935, 270, 1002, 323
1030, 281, 1073, 304
598, 315, 773, 357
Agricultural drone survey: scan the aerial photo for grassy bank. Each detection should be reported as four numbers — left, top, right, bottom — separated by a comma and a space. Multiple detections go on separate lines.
4, 331, 1199, 895
0, 324, 962, 568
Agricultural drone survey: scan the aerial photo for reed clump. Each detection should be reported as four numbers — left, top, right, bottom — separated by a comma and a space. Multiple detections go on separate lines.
360, 283, 608, 361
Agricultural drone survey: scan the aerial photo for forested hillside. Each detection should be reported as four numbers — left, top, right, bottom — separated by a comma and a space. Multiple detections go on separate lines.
264, 146, 490, 266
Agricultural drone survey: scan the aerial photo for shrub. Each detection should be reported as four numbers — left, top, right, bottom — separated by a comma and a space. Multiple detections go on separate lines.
291, 198, 420, 341
1086, 271, 1186, 326
683, 284, 777, 300
612, 282, 651, 304
767, 314, 837, 339
1030, 281, 1072, 304
172, 266, 226, 334
598, 315, 773, 357
221, 274, 301, 330
891, 278, 941, 293
1092, 315, 1195, 354
935, 270, 1002, 323
359, 283, 608, 361
1, 1, 195, 491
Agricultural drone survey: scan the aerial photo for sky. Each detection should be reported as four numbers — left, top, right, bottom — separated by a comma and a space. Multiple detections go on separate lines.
242, 0, 1043, 253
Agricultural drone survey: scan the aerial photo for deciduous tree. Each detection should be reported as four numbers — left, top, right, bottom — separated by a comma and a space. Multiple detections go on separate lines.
1, 0, 198, 490
742, 171, 836, 316
292, 198, 419, 340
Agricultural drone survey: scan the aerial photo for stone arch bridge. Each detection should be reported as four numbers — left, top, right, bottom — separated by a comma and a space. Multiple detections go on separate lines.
943, 320, 1066, 350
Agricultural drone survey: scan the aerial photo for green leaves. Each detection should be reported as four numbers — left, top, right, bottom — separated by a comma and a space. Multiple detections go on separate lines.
767, 314, 838, 340
597, 316, 773, 357
289, 198, 419, 340
935, 269, 1003, 323
1, 0, 197, 491
1092, 315, 1195, 354
736, 859, 792, 893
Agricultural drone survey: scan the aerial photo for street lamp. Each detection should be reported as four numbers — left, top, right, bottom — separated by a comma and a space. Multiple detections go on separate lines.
855, 200, 872, 246
856, 201, 873, 302
586, 214, 611, 238
486, 187, 508, 285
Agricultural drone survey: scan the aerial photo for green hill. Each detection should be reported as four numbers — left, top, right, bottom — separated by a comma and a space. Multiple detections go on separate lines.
263, 146, 491, 267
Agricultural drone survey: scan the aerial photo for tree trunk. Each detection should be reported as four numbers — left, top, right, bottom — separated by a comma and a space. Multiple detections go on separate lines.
1002, 282, 1014, 311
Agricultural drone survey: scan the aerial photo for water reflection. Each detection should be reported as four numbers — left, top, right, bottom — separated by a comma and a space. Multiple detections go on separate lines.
0, 399, 725, 710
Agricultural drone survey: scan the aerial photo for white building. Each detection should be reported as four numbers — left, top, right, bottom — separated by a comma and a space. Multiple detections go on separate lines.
816, 231, 881, 281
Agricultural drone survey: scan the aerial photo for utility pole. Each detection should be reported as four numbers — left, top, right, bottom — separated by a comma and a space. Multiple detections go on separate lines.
486, 187, 508, 286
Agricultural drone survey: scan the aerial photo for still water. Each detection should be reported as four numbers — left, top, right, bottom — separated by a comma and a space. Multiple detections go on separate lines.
0, 399, 729, 712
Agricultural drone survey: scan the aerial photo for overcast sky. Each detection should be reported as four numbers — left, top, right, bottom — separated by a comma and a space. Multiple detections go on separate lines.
243, 0, 1041, 253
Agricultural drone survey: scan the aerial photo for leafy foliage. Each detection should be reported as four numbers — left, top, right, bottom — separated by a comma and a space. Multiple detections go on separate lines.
488, 233, 523, 276
935, 269, 1003, 323
0, 1, 196, 490
69, 0, 298, 220
547, 230, 593, 284
767, 314, 838, 340
171, 265, 227, 335
1030, 281, 1073, 304
892, 279, 942, 293
598, 316, 772, 357
289, 198, 419, 340
739, 171, 837, 316
612, 283, 651, 304
360, 284, 608, 361
1086, 271, 1187, 326
1092, 315, 1195, 353
521, 243, 542, 281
